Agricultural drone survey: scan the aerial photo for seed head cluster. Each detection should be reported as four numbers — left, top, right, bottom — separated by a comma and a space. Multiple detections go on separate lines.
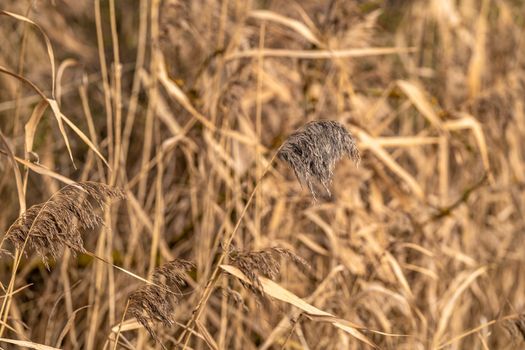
278, 120, 360, 199
4, 182, 124, 267
229, 247, 309, 298
128, 259, 195, 346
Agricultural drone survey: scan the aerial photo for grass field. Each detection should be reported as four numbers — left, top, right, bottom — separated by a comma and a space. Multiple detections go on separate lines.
1, 0, 525, 349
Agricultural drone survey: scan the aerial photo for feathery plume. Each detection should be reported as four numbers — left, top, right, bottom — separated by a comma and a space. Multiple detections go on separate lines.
128, 259, 194, 346
229, 247, 309, 298
4, 181, 124, 267
278, 120, 360, 199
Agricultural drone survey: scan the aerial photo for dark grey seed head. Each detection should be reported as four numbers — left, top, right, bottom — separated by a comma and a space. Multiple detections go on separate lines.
278, 120, 360, 199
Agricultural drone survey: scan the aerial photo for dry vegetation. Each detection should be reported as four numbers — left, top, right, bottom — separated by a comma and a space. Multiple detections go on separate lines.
0, 0, 525, 349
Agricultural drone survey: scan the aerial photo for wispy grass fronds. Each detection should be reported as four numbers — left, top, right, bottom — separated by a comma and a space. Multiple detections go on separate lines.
153, 259, 194, 288
128, 259, 194, 345
278, 120, 360, 199
3, 181, 124, 266
229, 247, 309, 298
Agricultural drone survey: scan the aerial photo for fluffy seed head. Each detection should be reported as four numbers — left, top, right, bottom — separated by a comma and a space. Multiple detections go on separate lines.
4, 181, 124, 267
128, 259, 194, 347
229, 247, 309, 299
278, 120, 360, 199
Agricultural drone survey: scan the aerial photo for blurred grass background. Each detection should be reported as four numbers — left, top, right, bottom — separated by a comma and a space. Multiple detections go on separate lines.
1, 0, 525, 349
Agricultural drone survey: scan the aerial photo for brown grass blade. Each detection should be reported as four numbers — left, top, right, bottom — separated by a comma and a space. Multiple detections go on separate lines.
433, 266, 487, 346
0, 132, 26, 212
47, 99, 75, 166
60, 112, 110, 168
354, 128, 424, 199
0, 337, 60, 350
249, 10, 321, 46
24, 100, 48, 156
0, 65, 47, 100
444, 114, 491, 181
436, 314, 520, 349
467, 0, 489, 98
397, 80, 443, 129
384, 252, 415, 299
226, 47, 417, 60
0, 10, 56, 97
157, 56, 263, 149
13, 157, 77, 186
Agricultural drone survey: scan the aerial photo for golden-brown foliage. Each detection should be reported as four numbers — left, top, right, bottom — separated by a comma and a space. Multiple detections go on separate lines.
0, 0, 524, 349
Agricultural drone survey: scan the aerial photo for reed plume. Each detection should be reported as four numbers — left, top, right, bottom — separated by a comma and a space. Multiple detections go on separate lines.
128, 259, 194, 346
229, 247, 309, 298
505, 314, 525, 342
278, 120, 360, 199
3, 181, 124, 266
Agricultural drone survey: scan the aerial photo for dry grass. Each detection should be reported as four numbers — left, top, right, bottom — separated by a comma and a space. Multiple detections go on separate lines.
0, 0, 525, 349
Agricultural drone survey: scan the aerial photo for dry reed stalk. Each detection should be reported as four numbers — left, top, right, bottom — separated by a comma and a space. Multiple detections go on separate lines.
85, 0, 124, 343
106, 0, 124, 323
12, 1, 34, 137
0, 131, 26, 338
121, 0, 148, 166
108, 0, 122, 179
94, 0, 113, 168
